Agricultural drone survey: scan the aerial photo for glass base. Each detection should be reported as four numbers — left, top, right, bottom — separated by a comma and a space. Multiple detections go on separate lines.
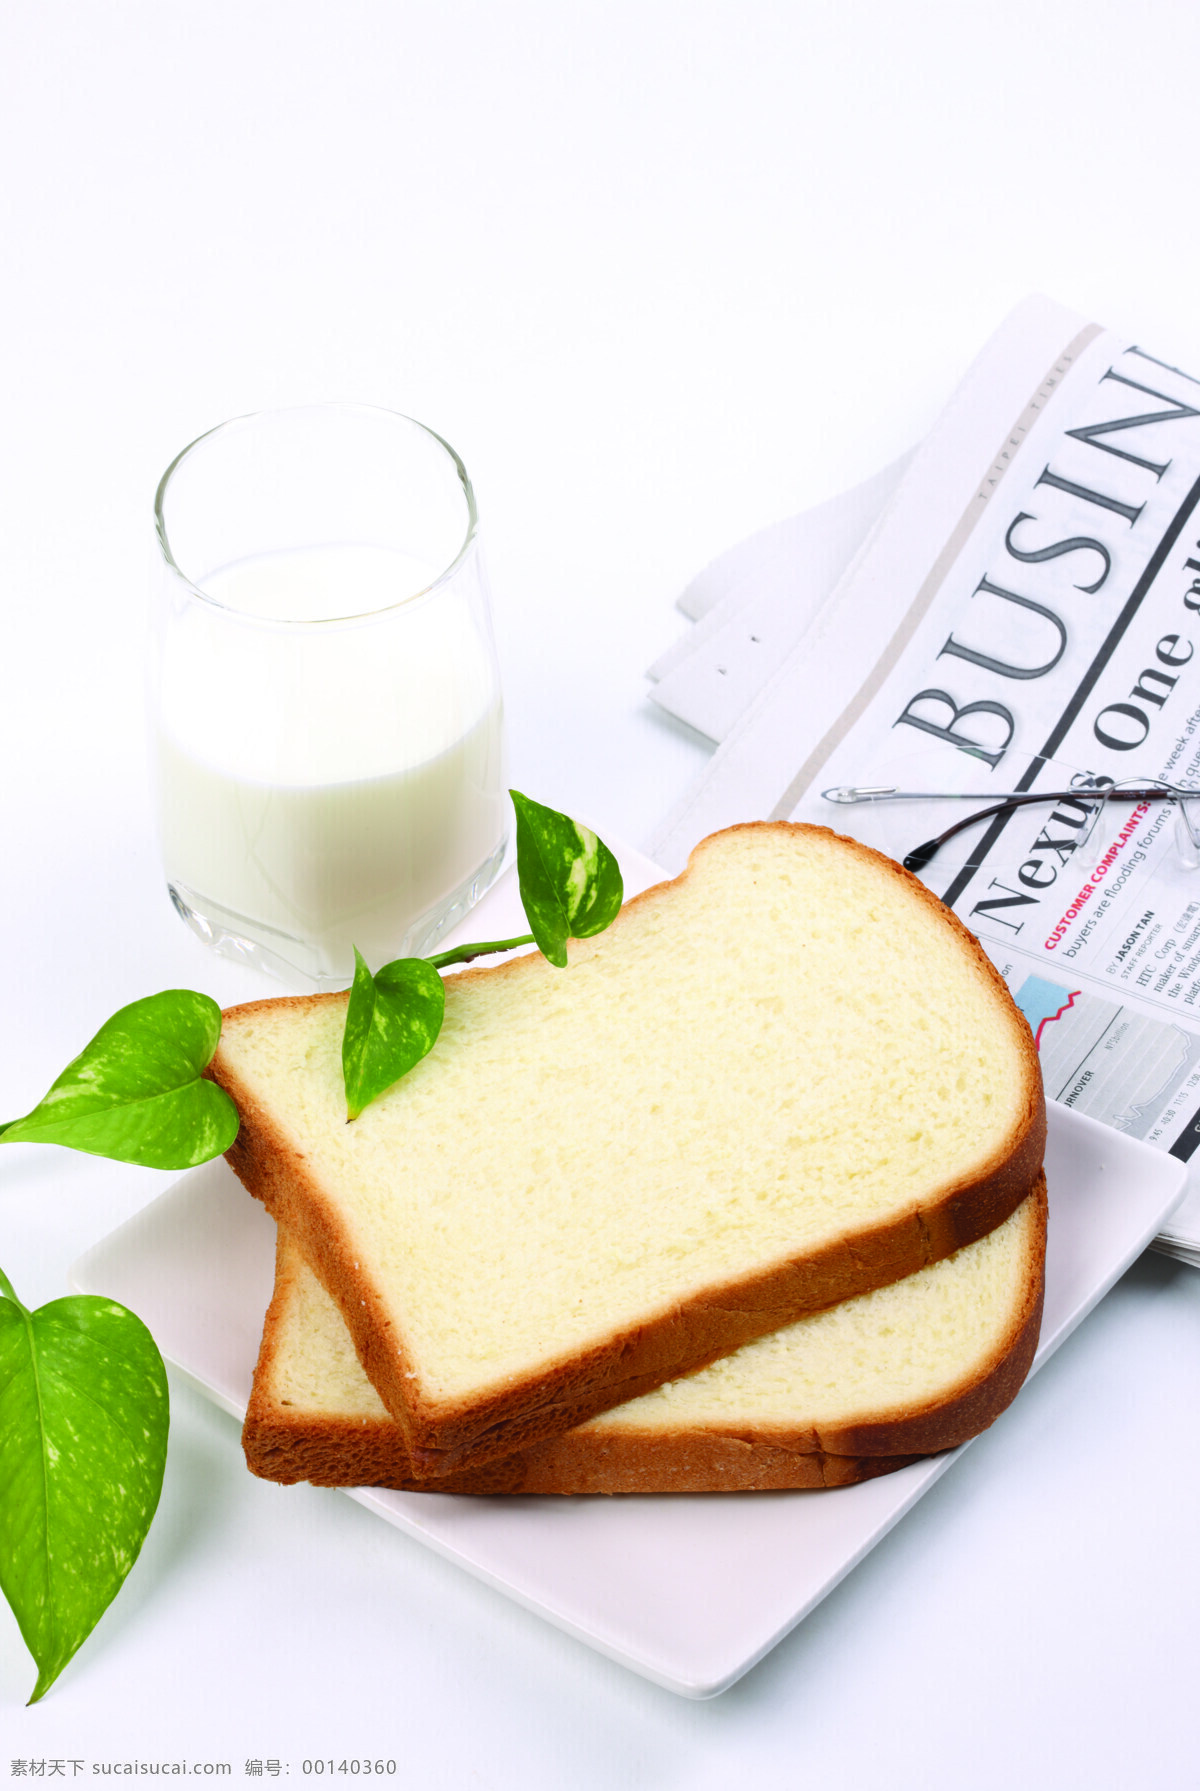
167, 836, 509, 990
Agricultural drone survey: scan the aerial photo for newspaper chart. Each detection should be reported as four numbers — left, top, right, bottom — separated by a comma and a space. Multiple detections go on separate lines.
650, 296, 1200, 1258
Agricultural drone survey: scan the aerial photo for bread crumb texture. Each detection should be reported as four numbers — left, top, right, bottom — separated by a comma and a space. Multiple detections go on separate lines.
216, 826, 1036, 1403
265, 1191, 1039, 1438
586, 1195, 1035, 1431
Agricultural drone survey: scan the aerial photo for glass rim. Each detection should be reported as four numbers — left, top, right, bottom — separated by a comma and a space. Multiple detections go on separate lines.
153, 401, 480, 626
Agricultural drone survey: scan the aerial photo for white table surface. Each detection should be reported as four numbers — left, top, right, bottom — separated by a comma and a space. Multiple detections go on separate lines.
3, 3, 1199, 1783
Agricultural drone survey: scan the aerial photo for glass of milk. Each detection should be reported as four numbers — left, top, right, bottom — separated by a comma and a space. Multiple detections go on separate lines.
150, 404, 507, 987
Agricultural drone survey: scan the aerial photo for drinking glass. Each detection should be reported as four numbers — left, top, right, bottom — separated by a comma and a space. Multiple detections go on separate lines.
151, 404, 507, 987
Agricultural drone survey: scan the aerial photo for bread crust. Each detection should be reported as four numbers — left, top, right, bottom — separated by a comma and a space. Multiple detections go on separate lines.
242, 1177, 1046, 1494
213, 821, 1047, 1477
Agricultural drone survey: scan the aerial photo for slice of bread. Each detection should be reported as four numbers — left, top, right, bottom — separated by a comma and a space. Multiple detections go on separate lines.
210, 822, 1045, 1477
244, 1178, 1046, 1493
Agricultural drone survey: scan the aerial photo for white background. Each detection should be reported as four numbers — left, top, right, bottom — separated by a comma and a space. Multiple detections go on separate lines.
3, 2, 1199, 1783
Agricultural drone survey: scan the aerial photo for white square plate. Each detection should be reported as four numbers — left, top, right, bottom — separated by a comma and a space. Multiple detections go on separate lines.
69, 847, 1188, 1697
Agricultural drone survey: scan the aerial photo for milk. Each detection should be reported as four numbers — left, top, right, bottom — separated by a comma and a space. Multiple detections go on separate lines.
154, 544, 506, 981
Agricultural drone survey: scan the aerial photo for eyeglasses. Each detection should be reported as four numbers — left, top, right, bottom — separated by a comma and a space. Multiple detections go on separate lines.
821, 777, 1200, 876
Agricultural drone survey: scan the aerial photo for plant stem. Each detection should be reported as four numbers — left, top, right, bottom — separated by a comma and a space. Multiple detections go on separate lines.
425, 933, 535, 970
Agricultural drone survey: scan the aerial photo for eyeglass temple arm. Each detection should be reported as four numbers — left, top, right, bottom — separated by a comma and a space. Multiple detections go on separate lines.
903, 787, 1172, 875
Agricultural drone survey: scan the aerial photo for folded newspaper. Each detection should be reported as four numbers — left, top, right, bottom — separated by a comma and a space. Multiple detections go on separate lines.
648, 295, 1200, 1265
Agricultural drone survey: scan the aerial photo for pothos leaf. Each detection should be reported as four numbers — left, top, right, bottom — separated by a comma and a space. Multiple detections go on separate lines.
510, 789, 624, 967
0, 1280, 169, 1704
342, 948, 446, 1121
0, 991, 239, 1169
339, 795, 622, 1116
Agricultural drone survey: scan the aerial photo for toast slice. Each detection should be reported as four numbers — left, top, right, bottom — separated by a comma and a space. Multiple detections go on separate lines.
210, 822, 1045, 1476
244, 1178, 1046, 1493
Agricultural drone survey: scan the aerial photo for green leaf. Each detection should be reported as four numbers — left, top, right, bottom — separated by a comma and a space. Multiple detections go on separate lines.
342, 948, 446, 1121
510, 790, 624, 968
0, 1280, 169, 1703
0, 991, 239, 1169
